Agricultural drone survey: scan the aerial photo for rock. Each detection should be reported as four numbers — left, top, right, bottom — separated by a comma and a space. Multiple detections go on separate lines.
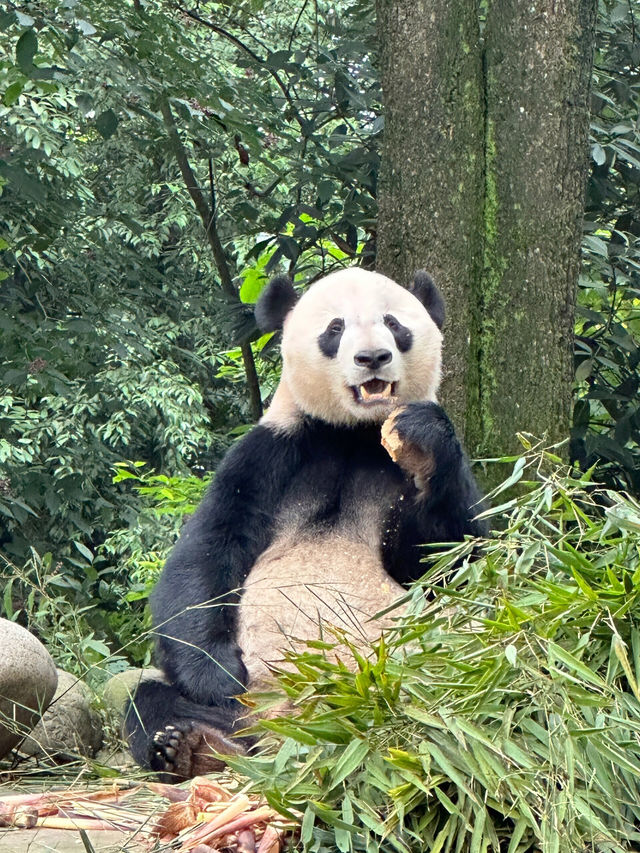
0, 619, 58, 759
20, 670, 102, 759
101, 667, 166, 719
94, 745, 137, 772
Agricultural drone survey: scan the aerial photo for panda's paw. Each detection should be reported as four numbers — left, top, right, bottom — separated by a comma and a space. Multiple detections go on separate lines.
381, 402, 459, 491
149, 721, 244, 783
384, 401, 457, 453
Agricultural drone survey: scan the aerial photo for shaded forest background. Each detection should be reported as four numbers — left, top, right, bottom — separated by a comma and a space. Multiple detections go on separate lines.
0, 0, 639, 673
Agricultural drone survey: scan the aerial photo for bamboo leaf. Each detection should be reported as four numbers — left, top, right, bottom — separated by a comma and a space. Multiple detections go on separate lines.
426, 744, 478, 803
612, 633, 640, 701
329, 739, 369, 787
506, 818, 529, 853
469, 807, 487, 853
547, 641, 608, 688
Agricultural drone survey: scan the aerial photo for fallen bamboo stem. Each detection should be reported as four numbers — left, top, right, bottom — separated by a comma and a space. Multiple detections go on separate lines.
182, 794, 251, 834
35, 816, 132, 831
6, 808, 38, 828
256, 825, 281, 853
0, 785, 138, 809
181, 806, 277, 850
59, 804, 148, 826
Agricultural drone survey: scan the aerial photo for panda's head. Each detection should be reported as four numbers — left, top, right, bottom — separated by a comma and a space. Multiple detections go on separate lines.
256, 268, 444, 428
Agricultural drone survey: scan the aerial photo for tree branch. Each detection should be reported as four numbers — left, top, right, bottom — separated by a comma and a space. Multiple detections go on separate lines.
288, 0, 310, 51
177, 4, 311, 134
159, 95, 263, 421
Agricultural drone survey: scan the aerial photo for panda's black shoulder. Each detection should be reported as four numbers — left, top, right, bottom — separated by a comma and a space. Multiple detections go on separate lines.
203, 423, 305, 501
219, 423, 294, 474
199, 418, 385, 506
161, 423, 305, 571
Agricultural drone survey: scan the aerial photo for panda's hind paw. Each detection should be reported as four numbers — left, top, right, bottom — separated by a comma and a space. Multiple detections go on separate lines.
149, 721, 242, 783
150, 723, 191, 782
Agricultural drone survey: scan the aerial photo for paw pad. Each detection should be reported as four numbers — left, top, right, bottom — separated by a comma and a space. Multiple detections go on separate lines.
150, 722, 191, 773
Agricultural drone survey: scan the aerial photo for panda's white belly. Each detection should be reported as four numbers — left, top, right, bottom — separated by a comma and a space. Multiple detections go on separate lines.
237, 535, 406, 689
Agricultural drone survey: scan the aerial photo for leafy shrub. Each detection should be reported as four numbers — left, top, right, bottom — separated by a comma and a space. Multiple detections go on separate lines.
1, 462, 208, 676
0, 548, 134, 684
575, 0, 640, 494
232, 446, 640, 852
102, 462, 211, 607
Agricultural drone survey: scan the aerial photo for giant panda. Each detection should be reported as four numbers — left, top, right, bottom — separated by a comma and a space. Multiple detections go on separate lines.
126, 267, 487, 782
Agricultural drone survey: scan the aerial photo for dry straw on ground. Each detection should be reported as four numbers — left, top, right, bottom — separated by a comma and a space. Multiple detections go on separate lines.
0, 775, 295, 851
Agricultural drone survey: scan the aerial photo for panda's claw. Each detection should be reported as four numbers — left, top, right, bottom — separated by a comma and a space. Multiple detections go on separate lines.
149, 720, 246, 783
149, 721, 191, 781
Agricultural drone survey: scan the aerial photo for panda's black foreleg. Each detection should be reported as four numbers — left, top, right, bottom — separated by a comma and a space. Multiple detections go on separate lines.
392, 401, 486, 517
155, 620, 249, 707
124, 680, 253, 783
382, 401, 488, 583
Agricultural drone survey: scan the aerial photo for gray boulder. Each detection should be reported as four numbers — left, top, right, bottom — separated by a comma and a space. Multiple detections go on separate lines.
0, 618, 58, 759
102, 667, 166, 719
21, 669, 103, 759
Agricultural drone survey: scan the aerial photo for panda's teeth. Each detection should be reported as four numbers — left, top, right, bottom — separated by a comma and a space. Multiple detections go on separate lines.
359, 381, 393, 401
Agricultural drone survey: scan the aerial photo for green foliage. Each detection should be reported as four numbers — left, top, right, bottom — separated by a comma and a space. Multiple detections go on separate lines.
112, 462, 210, 517
575, 0, 640, 493
0, 548, 134, 683
231, 449, 640, 852
0, 462, 208, 676
103, 461, 210, 604
0, 0, 381, 579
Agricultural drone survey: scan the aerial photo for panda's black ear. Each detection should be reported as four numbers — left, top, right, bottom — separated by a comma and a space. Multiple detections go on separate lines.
255, 275, 298, 332
409, 270, 445, 330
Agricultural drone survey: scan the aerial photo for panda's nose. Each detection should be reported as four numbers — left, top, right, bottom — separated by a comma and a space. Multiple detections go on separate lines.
354, 348, 393, 371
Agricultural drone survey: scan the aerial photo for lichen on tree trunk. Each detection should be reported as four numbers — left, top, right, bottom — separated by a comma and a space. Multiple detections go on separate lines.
376, 0, 597, 469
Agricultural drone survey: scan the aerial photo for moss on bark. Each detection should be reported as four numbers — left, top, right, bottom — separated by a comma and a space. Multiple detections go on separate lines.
376, 0, 597, 473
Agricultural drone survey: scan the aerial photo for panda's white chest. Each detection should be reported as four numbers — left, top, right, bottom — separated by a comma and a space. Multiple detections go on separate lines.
236, 533, 405, 689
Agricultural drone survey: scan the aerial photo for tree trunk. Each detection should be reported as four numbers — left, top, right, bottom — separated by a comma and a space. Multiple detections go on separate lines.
376, 0, 485, 434
376, 0, 597, 469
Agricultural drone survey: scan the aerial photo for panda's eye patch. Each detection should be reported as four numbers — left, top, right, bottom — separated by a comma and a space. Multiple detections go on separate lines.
318, 317, 345, 358
385, 315, 400, 332
384, 314, 412, 352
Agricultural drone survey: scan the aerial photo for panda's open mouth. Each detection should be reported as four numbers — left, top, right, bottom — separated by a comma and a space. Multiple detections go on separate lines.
351, 379, 397, 406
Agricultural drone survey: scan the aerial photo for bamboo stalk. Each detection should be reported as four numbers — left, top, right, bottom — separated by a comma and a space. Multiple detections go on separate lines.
181, 806, 277, 850
256, 826, 281, 853
35, 816, 129, 831
0, 785, 138, 808
0, 792, 61, 806
6, 808, 38, 828
190, 794, 251, 831
59, 804, 148, 826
